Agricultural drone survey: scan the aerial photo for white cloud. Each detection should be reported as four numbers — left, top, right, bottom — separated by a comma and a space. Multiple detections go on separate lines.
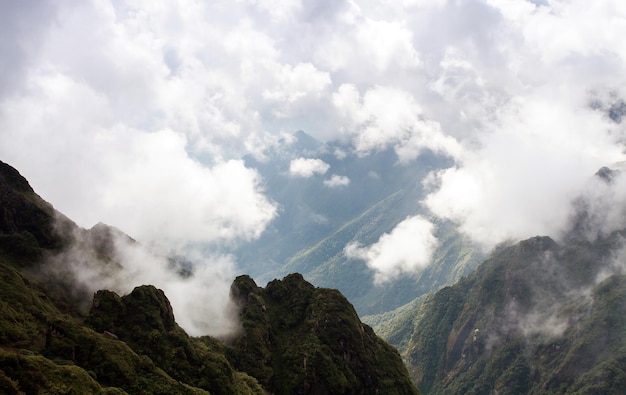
333, 84, 462, 162
289, 157, 330, 177
238, 0, 302, 22
355, 18, 421, 71
570, 165, 626, 242
424, 93, 624, 248
324, 174, 351, 187
315, 15, 421, 74
486, 0, 626, 64
345, 215, 438, 284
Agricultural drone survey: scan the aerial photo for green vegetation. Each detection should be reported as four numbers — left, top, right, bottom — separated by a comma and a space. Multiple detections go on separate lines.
0, 253, 212, 394
0, 350, 123, 395
278, 196, 483, 316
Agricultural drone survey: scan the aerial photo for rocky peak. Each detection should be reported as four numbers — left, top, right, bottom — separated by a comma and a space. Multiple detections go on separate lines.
229, 273, 420, 395
0, 160, 35, 194
0, 161, 72, 257
87, 285, 176, 335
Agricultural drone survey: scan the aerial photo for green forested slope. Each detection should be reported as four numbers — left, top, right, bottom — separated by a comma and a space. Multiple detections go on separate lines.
375, 234, 626, 394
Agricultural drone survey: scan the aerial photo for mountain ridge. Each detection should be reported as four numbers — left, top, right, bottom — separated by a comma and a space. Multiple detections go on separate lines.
0, 159, 420, 394
373, 230, 626, 394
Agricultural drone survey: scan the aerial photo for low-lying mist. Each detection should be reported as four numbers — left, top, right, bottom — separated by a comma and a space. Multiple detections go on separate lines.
39, 220, 242, 338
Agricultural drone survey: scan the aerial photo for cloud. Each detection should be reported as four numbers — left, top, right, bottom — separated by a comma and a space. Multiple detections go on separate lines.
0, 69, 276, 251
238, 0, 302, 22
289, 157, 330, 177
0, 1, 57, 97
324, 174, 350, 188
333, 84, 462, 162
409, 0, 626, 248
316, 17, 421, 73
345, 215, 438, 284
569, 165, 626, 242
262, 62, 332, 118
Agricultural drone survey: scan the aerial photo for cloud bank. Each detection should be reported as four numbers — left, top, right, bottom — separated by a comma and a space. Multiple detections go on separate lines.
424, 95, 624, 247
4, 0, 626, 252
333, 84, 462, 162
345, 216, 438, 284
3, 0, 626, 327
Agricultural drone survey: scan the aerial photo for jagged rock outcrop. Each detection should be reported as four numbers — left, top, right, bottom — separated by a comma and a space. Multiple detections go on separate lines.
86, 285, 264, 395
229, 273, 420, 395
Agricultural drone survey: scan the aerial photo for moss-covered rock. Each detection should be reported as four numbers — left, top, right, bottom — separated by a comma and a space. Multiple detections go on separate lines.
229, 273, 420, 395
86, 284, 265, 395
0, 256, 210, 394
0, 349, 125, 394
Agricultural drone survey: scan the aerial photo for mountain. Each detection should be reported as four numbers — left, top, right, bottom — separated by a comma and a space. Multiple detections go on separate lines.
370, 230, 626, 394
238, 131, 483, 315
0, 160, 419, 394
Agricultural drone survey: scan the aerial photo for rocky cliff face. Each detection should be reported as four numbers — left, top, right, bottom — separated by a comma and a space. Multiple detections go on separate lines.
229, 273, 420, 395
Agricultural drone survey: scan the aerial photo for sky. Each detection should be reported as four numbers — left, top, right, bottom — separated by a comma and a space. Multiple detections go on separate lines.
2, 0, 626, 334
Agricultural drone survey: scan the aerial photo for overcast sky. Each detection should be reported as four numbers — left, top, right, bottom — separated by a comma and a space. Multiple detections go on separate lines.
2, 0, 626, 273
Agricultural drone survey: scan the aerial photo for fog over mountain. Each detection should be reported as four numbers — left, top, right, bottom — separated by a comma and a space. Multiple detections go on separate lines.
2, 1, 626, 334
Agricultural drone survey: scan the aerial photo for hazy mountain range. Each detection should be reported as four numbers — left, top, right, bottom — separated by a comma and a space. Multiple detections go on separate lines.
365, 169, 626, 394
236, 131, 483, 315
3, 150, 626, 394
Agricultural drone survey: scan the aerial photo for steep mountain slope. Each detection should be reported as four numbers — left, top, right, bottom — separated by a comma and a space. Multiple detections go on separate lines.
239, 131, 483, 315
0, 159, 419, 394
377, 232, 626, 394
